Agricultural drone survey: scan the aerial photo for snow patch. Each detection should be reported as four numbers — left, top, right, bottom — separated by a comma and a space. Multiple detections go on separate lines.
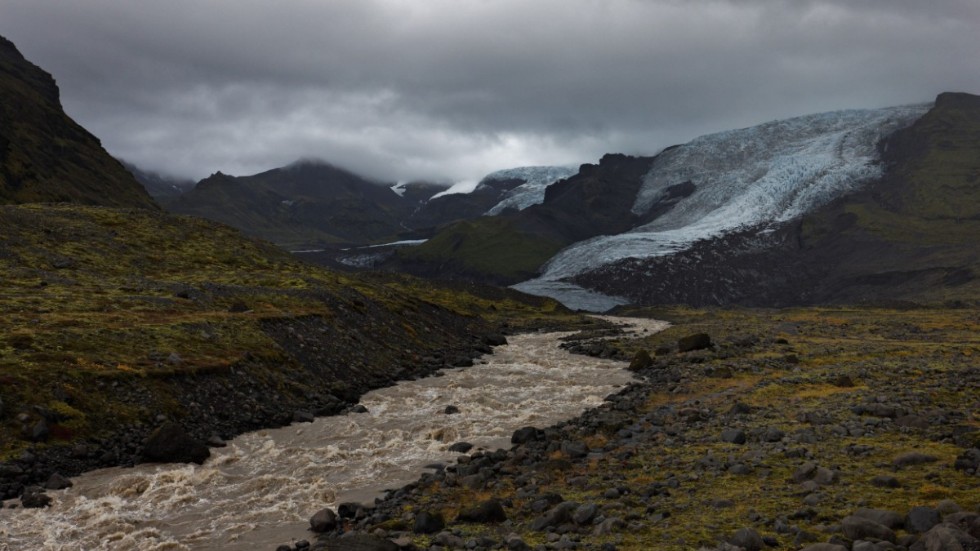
430, 180, 479, 200
481, 166, 578, 215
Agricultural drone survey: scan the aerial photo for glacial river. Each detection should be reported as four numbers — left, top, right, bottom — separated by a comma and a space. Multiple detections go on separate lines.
0, 317, 667, 550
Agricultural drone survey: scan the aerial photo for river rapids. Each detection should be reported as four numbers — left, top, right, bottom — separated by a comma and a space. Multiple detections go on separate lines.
0, 317, 667, 550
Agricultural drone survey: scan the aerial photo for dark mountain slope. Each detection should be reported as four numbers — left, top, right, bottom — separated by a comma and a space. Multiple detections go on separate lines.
169, 160, 410, 247
575, 93, 980, 306
387, 154, 656, 284
0, 35, 156, 209
123, 161, 195, 205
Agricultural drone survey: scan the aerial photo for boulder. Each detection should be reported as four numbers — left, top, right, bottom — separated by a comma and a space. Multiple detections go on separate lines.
854, 508, 904, 530
310, 507, 338, 532
910, 523, 979, 551
907, 506, 941, 534
842, 515, 897, 543
44, 473, 73, 490
140, 422, 210, 464
678, 333, 712, 352
729, 527, 765, 551
448, 441, 473, 453
530, 501, 579, 531
20, 486, 51, 508
628, 350, 654, 371
292, 410, 315, 423
511, 426, 543, 444
320, 534, 398, 551
720, 428, 747, 445
457, 498, 507, 524
484, 334, 508, 346
413, 510, 445, 534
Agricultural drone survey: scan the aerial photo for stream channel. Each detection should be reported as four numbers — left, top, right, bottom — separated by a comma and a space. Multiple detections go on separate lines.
0, 316, 668, 550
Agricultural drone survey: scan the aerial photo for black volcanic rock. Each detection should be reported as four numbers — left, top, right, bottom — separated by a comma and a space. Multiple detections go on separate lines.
0, 35, 157, 209
140, 422, 211, 464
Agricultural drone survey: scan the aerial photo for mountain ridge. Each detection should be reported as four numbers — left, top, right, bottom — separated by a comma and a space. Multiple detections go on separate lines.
0, 35, 157, 209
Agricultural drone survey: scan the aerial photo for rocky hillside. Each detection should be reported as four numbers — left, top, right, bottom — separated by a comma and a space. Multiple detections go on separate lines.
386, 154, 656, 284
0, 35, 156, 209
168, 160, 413, 247
575, 93, 980, 307
122, 160, 195, 206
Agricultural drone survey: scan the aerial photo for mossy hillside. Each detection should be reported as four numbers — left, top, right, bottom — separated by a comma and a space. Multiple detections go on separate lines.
797, 93, 980, 304
380, 306, 979, 550
0, 204, 575, 462
396, 217, 566, 284
883, 92, 980, 223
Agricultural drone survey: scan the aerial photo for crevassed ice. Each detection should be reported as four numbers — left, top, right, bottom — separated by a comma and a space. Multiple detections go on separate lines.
533, 103, 930, 281
480, 166, 578, 215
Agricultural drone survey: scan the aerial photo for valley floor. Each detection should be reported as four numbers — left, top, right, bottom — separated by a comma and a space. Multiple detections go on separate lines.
298, 306, 980, 551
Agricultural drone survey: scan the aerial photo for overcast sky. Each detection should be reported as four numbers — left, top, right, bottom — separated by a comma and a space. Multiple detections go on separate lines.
2, 0, 978, 185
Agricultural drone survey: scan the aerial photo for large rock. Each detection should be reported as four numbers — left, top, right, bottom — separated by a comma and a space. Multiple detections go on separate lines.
910, 523, 979, 551
678, 333, 712, 352
413, 510, 445, 534
530, 501, 579, 532
310, 507, 338, 533
729, 527, 765, 551
854, 508, 904, 530
320, 534, 398, 551
907, 506, 942, 534
457, 498, 507, 524
842, 515, 897, 543
511, 426, 543, 445
628, 349, 654, 371
20, 486, 51, 508
140, 422, 210, 464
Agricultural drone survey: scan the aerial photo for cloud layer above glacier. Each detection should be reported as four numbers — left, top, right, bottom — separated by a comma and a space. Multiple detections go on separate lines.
2, 0, 978, 182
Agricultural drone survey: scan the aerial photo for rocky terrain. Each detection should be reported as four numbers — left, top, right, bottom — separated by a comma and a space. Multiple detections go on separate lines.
278, 306, 979, 551
0, 203, 582, 504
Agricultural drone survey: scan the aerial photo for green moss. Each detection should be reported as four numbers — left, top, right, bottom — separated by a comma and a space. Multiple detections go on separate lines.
399, 217, 564, 282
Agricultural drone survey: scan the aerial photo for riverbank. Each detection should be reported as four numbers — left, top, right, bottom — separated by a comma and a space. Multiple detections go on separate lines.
0, 205, 587, 504
292, 306, 980, 551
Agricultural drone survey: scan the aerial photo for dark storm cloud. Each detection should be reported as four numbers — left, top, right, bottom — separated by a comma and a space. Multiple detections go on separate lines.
2, 0, 978, 183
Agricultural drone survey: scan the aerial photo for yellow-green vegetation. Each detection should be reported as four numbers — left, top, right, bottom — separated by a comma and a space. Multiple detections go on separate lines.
393, 306, 980, 550
397, 217, 565, 283
0, 204, 577, 461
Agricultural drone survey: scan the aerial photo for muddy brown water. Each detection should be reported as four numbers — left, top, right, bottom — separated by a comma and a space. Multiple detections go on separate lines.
0, 317, 667, 550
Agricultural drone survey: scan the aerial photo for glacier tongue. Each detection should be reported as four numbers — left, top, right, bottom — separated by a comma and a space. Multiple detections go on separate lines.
481, 166, 578, 215
533, 103, 930, 284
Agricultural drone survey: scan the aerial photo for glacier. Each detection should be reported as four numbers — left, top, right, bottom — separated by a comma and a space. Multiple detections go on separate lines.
480, 166, 578, 215
515, 103, 931, 310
